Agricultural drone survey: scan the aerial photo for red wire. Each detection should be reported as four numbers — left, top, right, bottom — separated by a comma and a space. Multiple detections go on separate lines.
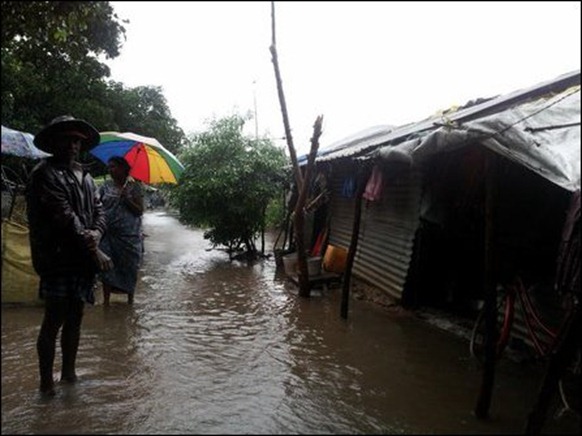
517, 278, 555, 356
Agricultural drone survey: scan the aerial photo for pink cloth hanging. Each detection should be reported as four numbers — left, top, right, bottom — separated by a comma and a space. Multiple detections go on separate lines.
362, 165, 384, 201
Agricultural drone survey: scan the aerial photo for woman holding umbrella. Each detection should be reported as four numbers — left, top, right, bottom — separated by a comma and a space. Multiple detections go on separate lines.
99, 156, 144, 305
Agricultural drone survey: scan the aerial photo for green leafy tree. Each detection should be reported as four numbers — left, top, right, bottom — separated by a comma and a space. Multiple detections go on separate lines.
173, 114, 289, 258
104, 82, 187, 155
1, 1, 126, 131
87, 82, 187, 178
1, 2, 187, 174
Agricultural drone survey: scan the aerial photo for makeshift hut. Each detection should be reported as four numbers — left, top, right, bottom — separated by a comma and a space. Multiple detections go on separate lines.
298, 69, 580, 342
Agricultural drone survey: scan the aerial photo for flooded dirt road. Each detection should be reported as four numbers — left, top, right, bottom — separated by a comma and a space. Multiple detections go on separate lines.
2, 210, 579, 434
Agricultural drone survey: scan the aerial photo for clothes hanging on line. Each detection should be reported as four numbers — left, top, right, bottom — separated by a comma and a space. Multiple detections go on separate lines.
362, 165, 384, 202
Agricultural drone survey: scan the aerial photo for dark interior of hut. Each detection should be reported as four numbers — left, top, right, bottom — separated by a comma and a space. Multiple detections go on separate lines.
403, 144, 571, 321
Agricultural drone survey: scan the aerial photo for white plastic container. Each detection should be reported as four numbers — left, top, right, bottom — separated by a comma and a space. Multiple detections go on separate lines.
307, 256, 322, 276
282, 253, 322, 276
282, 253, 298, 275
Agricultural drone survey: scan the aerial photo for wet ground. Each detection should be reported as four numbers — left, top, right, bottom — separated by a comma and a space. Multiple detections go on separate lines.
1, 210, 579, 434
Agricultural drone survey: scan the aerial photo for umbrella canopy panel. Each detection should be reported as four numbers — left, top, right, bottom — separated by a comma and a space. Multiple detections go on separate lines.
90, 132, 184, 184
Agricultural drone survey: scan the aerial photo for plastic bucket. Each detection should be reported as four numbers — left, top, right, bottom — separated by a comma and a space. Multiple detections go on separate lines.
322, 245, 348, 273
307, 256, 322, 276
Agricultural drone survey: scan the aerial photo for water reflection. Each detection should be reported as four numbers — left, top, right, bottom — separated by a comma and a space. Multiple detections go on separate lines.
2, 210, 578, 434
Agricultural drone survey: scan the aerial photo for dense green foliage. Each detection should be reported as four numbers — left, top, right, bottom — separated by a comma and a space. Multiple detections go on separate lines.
173, 114, 289, 256
265, 193, 286, 229
1, 1, 124, 131
1, 1, 187, 166
2, 2, 288, 256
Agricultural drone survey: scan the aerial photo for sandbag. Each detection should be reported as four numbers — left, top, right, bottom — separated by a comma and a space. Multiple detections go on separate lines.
1, 218, 41, 305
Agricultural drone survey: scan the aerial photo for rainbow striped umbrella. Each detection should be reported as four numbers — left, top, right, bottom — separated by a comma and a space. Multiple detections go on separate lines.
90, 131, 184, 184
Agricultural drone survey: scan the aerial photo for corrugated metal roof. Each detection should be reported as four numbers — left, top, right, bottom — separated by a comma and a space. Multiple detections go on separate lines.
298, 69, 580, 165
297, 124, 394, 165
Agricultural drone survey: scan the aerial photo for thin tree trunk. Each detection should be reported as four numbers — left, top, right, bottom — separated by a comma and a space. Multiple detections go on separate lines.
261, 204, 266, 255
294, 117, 323, 297
269, 2, 302, 189
269, 1, 323, 297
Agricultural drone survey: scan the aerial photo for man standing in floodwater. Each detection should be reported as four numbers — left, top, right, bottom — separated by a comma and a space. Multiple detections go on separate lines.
26, 115, 113, 397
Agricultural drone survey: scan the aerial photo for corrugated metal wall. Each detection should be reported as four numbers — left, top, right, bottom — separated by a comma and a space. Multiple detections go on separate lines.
327, 164, 358, 254
327, 163, 422, 301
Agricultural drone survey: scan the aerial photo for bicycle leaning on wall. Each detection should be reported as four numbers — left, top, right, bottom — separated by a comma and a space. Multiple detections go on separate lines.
469, 274, 580, 418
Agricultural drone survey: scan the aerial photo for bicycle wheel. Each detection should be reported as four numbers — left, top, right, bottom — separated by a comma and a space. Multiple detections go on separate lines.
470, 289, 513, 364
558, 347, 581, 416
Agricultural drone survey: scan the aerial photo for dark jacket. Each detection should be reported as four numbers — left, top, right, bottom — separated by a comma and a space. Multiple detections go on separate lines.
26, 158, 107, 277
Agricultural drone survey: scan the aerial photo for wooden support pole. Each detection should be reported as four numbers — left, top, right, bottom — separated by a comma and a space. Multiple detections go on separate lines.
475, 151, 498, 419
525, 189, 581, 434
525, 305, 581, 434
341, 164, 371, 319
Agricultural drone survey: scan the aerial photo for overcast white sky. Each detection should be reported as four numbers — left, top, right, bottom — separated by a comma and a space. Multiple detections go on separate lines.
105, 1, 581, 155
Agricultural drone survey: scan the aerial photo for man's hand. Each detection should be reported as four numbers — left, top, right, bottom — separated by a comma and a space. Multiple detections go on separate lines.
83, 229, 101, 252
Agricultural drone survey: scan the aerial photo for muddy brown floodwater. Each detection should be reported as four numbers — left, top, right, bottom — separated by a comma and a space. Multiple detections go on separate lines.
1, 210, 579, 434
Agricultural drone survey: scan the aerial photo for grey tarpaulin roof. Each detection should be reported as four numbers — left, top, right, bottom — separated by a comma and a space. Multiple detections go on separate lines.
373, 84, 580, 192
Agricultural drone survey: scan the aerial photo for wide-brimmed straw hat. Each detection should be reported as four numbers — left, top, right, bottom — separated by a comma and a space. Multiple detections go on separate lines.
34, 115, 100, 153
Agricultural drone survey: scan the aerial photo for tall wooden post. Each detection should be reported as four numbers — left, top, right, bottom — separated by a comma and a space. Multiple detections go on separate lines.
269, 2, 322, 297
341, 165, 371, 319
525, 189, 581, 434
475, 151, 498, 418
524, 306, 581, 434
